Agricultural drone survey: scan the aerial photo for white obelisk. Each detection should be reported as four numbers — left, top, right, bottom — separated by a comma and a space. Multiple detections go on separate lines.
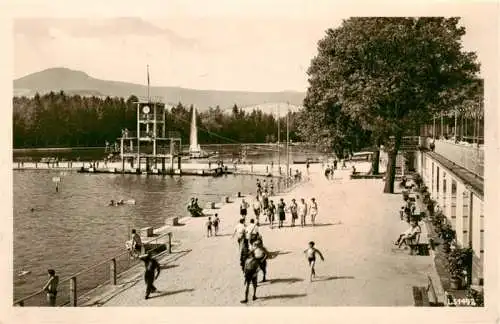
189, 106, 201, 158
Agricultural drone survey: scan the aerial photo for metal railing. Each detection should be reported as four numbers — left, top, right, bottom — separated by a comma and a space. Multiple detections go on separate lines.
432, 139, 484, 178
14, 232, 172, 307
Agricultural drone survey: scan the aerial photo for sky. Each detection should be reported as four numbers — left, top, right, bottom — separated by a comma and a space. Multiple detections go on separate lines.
10, 1, 498, 92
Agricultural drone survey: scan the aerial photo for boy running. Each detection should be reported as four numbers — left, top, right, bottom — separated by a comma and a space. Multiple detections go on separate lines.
304, 241, 325, 281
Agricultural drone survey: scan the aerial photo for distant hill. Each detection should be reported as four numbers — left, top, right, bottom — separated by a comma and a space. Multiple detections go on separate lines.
13, 67, 306, 111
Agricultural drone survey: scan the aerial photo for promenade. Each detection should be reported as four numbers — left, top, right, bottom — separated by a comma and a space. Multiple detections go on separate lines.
89, 162, 439, 306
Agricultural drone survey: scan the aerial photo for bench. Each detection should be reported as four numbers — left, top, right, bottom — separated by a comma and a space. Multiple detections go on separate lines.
408, 222, 430, 256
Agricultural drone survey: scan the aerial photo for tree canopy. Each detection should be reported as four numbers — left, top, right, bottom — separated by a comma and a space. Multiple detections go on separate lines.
300, 17, 480, 192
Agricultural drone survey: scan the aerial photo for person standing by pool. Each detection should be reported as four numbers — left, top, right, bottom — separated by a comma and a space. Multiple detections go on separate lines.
206, 217, 213, 237
131, 229, 143, 257
240, 199, 249, 220
290, 198, 298, 227
277, 198, 286, 228
310, 198, 318, 226
213, 214, 220, 236
262, 191, 269, 215
298, 198, 308, 227
252, 196, 261, 224
42, 269, 59, 306
268, 200, 276, 228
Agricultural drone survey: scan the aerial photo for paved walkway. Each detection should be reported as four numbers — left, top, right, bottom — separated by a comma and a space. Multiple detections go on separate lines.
100, 162, 437, 306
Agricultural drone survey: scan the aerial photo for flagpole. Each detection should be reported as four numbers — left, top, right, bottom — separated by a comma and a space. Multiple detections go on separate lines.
277, 104, 280, 174
147, 64, 150, 102
286, 102, 290, 177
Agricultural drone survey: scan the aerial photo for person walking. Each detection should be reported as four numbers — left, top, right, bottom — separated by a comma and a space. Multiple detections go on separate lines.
290, 198, 298, 227
213, 214, 220, 236
262, 191, 269, 215
206, 217, 213, 237
241, 253, 259, 303
246, 219, 259, 245
310, 198, 318, 226
277, 198, 286, 228
268, 200, 276, 228
252, 196, 261, 224
232, 219, 246, 250
249, 239, 269, 282
298, 198, 308, 227
240, 199, 249, 220
304, 241, 325, 282
42, 269, 59, 307
139, 253, 161, 299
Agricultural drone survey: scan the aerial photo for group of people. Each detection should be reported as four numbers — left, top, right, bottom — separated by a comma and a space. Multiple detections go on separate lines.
395, 191, 421, 249
187, 197, 203, 217
323, 158, 349, 179
205, 214, 221, 237
252, 179, 319, 228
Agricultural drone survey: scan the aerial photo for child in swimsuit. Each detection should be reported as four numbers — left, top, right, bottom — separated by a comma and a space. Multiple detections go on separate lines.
304, 241, 325, 282
213, 214, 220, 236
310, 198, 318, 226
206, 217, 213, 237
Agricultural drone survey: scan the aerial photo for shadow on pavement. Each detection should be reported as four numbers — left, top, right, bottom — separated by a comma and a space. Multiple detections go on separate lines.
266, 277, 304, 284
160, 264, 179, 270
214, 233, 232, 237
268, 251, 291, 259
147, 288, 195, 300
257, 293, 307, 300
313, 275, 354, 281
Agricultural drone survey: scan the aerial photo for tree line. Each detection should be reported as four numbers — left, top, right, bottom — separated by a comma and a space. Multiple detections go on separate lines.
12, 92, 302, 148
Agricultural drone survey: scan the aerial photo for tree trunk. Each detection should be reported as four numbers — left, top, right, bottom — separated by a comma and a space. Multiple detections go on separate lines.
383, 134, 402, 193
371, 148, 380, 175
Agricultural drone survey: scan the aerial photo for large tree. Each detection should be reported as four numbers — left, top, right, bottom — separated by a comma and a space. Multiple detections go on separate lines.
304, 17, 480, 193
